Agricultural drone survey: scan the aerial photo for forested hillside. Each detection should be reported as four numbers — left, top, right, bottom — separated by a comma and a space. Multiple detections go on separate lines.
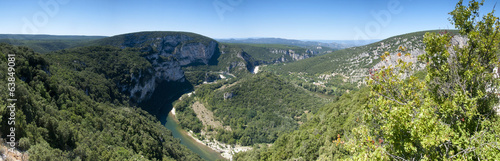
234, 88, 369, 160
0, 44, 201, 160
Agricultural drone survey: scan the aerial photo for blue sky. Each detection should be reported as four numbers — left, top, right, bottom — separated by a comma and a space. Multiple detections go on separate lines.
0, 0, 499, 40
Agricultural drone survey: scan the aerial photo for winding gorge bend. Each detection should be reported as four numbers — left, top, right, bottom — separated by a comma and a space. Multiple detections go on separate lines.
159, 105, 225, 161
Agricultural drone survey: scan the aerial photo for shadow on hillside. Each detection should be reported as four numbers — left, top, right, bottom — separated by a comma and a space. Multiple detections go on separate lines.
138, 81, 194, 124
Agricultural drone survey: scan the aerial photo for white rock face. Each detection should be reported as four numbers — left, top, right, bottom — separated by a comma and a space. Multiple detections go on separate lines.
374, 35, 466, 68
270, 49, 311, 62
321, 34, 468, 84
120, 34, 219, 103
177, 41, 218, 66
370, 35, 467, 79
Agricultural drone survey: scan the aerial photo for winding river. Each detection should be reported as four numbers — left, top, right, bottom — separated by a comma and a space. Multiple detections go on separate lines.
143, 81, 225, 160
157, 102, 226, 161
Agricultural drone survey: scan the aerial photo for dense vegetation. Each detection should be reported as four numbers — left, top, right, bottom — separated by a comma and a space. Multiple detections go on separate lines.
0, 44, 201, 160
173, 94, 204, 134
234, 88, 369, 160
175, 72, 329, 146
267, 70, 358, 97
44, 46, 153, 104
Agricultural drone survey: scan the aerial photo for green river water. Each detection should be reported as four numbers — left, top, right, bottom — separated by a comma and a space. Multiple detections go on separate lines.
146, 81, 226, 161
159, 111, 226, 161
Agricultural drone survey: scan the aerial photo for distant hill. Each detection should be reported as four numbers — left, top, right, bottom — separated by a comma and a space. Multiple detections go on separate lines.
0, 34, 106, 53
217, 38, 341, 52
0, 34, 106, 40
89, 31, 214, 48
309, 39, 380, 46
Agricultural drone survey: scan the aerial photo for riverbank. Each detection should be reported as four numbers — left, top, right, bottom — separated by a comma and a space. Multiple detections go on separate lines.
186, 131, 252, 160
164, 111, 225, 161
170, 108, 252, 160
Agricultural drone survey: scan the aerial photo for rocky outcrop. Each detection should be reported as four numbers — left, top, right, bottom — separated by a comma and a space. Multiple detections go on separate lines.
223, 92, 234, 100
317, 32, 467, 84
174, 41, 218, 66
108, 32, 220, 103
373, 35, 467, 71
237, 52, 255, 71
270, 49, 311, 62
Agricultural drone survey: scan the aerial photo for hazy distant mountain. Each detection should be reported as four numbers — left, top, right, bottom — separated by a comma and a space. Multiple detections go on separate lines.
0, 34, 106, 53
0, 34, 106, 40
307, 39, 381, 47
217, 37, 356, 50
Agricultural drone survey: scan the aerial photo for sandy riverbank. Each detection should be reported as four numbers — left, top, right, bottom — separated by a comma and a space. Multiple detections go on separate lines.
170, 110, 252, 160
186, 131, 252, 160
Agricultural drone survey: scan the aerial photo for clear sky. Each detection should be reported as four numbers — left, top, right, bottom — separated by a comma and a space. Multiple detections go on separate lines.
0, 0, 499, 40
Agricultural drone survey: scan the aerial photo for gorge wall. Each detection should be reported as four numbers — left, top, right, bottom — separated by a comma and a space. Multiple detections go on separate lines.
97, 32, 220, 111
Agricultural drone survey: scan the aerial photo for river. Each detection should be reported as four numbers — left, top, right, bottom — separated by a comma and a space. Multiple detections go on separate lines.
157, 101, 226, 161
143, 81, 226, 160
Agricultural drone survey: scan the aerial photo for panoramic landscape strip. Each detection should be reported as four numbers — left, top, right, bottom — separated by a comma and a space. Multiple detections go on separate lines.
0, 0, 500, 160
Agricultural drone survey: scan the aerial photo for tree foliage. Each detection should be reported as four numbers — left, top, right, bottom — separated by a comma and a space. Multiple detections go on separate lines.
234, 88, 368, 161
346, 1, 500, 160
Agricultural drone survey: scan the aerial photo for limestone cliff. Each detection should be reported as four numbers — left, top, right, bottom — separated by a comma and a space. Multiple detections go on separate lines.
269, 49, 311, 63
325, 33, 466, 83
372, 35, 467, 78
97, 32, 220, 103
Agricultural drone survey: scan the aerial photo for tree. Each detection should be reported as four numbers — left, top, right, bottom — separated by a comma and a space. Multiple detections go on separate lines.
346, 0, 500, 160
